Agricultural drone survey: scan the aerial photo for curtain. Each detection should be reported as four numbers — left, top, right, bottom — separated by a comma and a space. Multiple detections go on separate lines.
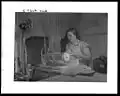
41, 14, 61, 52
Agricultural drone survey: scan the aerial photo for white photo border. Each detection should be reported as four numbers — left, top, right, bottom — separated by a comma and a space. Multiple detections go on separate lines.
1, 1, 118, 94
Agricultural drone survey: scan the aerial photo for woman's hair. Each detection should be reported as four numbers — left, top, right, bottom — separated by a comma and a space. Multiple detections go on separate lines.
64, 28, 80, 43
60, 28, 80, 52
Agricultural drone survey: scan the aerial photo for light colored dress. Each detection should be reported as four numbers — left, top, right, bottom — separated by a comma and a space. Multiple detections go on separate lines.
61, 40, 94, 75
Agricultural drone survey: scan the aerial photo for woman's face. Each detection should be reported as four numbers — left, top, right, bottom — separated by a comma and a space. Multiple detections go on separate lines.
67, 32, 76, 43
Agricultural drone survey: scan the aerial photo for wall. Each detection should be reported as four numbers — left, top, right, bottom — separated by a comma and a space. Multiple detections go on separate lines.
15, 13, 45, 38
16, 13, 81, 52
15, 13, 107, 60
78, 13, 108, 58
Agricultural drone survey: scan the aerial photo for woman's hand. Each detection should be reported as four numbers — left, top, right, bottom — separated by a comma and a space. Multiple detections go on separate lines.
65, 49, 81, 58
66, 49, 72, 54
70, 52, 82, 58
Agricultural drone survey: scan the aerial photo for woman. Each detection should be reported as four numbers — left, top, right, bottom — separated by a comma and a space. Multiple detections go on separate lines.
60, 28, 95, 76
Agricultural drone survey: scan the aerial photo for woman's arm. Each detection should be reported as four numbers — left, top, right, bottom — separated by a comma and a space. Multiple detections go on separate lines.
65, 44, 72, 54
71, 46, 91, 60
80, 47, 91, 59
